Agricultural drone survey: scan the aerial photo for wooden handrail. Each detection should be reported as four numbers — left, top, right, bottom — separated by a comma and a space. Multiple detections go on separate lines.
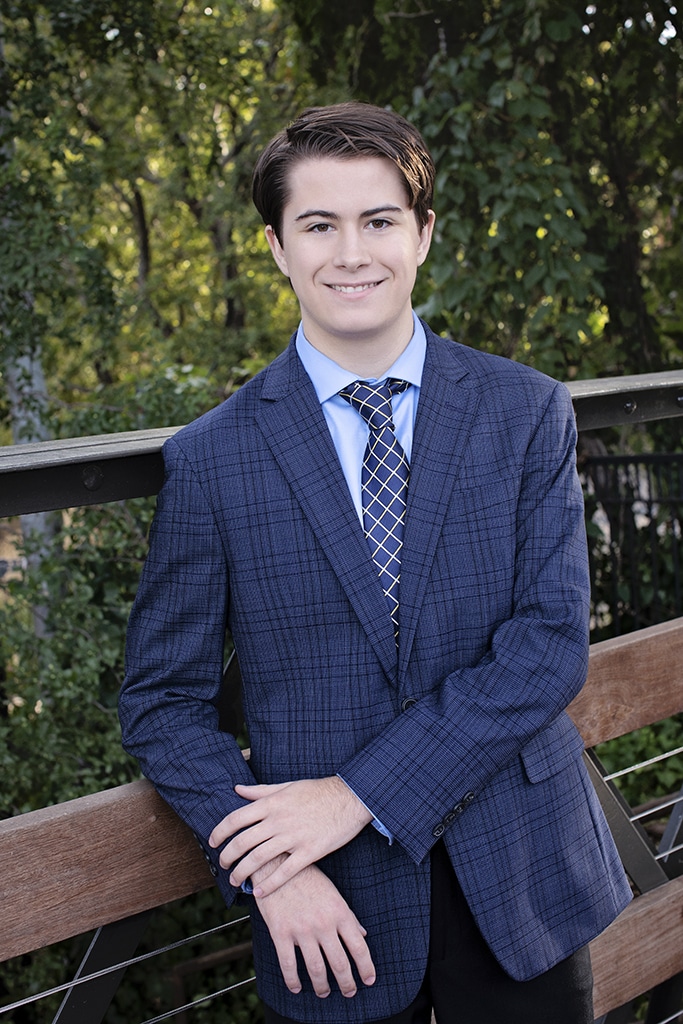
2, 618, 683, 1018
0, 780, 212, 963
591, 875, 683, 1018
568, 617, 683, 748
2, 370, 683, 517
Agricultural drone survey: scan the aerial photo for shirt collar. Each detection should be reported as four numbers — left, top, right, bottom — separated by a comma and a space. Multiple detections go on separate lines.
296, 312, 426, 405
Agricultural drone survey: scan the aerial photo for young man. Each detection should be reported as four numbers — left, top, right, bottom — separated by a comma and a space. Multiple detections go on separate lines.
119, 103, 631, 1024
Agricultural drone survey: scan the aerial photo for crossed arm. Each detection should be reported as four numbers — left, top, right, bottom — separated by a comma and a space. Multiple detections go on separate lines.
210, 777, 372, 895
209, 776, 376, 998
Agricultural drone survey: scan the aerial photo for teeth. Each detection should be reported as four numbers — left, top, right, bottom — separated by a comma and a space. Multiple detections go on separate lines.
331, 283, 377, 293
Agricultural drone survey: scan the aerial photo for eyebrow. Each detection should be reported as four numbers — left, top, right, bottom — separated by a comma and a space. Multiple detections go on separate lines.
294, 204, 404, 222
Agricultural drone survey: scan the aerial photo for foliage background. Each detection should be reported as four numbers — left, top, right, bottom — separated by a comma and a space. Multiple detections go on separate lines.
1, 1, 682, 1021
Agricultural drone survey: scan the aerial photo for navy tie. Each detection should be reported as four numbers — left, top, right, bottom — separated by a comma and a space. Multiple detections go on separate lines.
340, 378, 411, 639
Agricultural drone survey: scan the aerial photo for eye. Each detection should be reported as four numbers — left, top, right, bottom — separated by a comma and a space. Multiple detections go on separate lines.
367, 218, 391, 230
307, 222, 334, 233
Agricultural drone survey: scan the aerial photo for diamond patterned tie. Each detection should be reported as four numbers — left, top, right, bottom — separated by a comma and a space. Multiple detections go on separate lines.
340, 378, 411, 639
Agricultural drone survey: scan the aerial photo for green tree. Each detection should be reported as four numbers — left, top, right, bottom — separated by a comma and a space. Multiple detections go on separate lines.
281, 0, 683, 380
0, 0, 322, 449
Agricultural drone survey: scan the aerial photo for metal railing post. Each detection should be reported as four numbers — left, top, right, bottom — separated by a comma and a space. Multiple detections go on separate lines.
51, 911, 152, 1024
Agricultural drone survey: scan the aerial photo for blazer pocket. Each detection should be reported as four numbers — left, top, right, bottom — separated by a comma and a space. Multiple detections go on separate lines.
520, 714, 586, 783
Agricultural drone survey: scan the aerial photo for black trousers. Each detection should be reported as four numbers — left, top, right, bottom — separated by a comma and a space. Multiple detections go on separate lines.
263, 841, 594, 1024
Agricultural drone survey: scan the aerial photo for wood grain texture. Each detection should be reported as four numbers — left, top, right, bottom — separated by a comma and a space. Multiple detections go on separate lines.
590, 876, 683, 1018
0, 779, 213, 961
569, 617, 683, 747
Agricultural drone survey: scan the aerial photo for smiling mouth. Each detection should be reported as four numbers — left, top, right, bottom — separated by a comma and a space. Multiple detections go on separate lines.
328, 282, 381, 294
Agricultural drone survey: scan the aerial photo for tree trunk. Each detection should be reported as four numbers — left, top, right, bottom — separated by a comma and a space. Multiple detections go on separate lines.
1, 20, 58, 635
2, 346, 60, 637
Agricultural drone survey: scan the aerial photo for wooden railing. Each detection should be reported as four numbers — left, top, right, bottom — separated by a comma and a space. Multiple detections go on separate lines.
2, 368, 683, 1022
570, 618, 683, 1016
2, 370, 683, 520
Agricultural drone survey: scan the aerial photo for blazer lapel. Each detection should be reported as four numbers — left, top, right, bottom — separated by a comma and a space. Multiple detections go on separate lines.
398, 332, 482, 668
256, 343, 399, 681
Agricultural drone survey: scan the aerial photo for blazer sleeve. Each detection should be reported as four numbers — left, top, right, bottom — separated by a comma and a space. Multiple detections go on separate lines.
118, 437, 257, 902
338, 381, 591, 865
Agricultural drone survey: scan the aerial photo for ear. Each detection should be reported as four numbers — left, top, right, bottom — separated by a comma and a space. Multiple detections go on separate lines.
416, 210, 436, 267
265, 225, 290, 277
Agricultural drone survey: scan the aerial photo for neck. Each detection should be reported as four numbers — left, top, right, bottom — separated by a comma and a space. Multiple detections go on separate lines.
303, 315, 415, 379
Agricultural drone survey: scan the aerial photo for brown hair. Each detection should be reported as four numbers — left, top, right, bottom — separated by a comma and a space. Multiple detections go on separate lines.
252, 102, 435, 241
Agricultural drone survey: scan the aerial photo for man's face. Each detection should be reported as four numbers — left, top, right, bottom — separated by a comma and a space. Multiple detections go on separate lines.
265, 156, 435, 370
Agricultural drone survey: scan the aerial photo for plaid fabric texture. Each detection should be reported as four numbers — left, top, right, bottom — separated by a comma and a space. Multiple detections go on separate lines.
120, 325, 632, 1023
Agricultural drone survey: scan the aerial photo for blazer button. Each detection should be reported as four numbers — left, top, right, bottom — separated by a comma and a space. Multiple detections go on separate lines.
401, 697, 418, 711
432, 822, 445, 838
443, 809, 457, 825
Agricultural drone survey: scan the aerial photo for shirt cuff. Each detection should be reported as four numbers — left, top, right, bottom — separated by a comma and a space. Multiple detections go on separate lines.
336, 773, 394, 845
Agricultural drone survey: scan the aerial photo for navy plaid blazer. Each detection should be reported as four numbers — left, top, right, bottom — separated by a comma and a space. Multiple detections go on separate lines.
120, 324, 631, 1021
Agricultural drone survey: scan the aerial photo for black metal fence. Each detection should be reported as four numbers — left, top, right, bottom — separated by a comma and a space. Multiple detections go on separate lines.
584, 453, 683, 639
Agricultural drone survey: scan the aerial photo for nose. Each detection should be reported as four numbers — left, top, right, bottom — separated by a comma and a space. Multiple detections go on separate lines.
332, 227, 371, 270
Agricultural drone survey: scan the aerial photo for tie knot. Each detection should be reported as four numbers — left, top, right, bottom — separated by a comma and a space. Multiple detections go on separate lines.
340, 379, 410, 432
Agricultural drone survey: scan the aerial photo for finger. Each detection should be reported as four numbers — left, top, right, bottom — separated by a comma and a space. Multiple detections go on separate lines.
270, 934, 302, 995
297, 939, 331, 998
234, 782, 290, 800
227, 838, 290, 885
340, 922, 376, 987
319, 936, 357, 998
220, 822, 275, 869
208, 803, 263, 848
251, 852, 305, 897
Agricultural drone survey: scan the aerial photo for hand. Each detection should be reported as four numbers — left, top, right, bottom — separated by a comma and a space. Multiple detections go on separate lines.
209, 776, 372, 896
254, 858, 376, 999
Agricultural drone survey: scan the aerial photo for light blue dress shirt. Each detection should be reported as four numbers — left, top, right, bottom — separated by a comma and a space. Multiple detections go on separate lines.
295, 313, 426, 524
296, 312, 427, 843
